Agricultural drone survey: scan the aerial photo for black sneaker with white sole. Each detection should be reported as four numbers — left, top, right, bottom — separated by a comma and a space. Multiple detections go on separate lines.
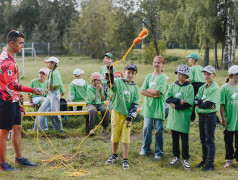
105, 154, 118, 165
123, 159, 129, 169
169, 157, 180, 165
183, 159, 191, 169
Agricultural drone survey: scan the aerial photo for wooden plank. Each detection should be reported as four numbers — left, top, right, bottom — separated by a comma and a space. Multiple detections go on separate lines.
23, 100, 143, 108
24, 109, 142, 116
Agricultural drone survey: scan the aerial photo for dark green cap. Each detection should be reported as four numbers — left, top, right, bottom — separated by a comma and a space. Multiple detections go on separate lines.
104, 52, 113, 60
186, 53, 200, 60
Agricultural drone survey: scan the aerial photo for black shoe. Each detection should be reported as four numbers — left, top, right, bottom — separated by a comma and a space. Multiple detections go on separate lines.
201, 165, 215, 172
195, 161, 205, 168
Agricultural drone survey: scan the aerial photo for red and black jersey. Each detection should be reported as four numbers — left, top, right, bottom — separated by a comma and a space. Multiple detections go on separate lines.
0, 51, 33, 102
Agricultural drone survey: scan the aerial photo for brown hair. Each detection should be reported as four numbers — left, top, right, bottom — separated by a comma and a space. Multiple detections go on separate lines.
154, 56, 165, 64
6, 30, 25, 43
226, 74, 234, 83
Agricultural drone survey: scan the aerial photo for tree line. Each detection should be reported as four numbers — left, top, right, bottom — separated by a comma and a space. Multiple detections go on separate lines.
0, 0, 237, 69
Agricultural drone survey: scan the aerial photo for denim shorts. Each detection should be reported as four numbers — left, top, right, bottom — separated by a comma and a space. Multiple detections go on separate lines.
0, 98, 21, 130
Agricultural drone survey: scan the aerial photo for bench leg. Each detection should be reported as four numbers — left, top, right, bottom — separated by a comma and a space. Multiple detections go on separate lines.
85, 115, 90, 135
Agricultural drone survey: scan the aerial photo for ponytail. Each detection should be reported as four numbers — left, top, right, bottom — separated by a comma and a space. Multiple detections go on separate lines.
226, 74, 234, 83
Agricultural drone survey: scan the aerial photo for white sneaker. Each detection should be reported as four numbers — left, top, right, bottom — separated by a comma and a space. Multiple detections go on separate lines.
139, 151, 146, 156
123, 159, 129, 169
224, 160, 233, 168
89, 130, 95, 136
105, 155, 118, 165
169, 157, 180, 165
183, 159, 191, 169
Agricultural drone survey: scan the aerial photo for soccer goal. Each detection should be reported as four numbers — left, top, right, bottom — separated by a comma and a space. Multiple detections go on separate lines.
22, 47, 38, 77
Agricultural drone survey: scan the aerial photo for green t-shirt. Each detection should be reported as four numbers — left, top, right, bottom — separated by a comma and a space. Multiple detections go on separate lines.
189, 65, 205, 83
111, 79, 140, 116
99, 65, 116, 84
166, 82, 194, 133
69, 80, 88, 102
141, 73, 167, 119
48, 69, 64, 90
86, 85, 104, 104
195, 82, 220, 114
28, 79, 48, 98
220, 83, 238, 131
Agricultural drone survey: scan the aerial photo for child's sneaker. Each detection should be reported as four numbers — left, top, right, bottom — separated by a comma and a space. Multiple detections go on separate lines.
89, 130, 95, 136
0, 163, 18, 172
154, 155, 162, 160
201, 165, 215, 171
123, 159, 129, 169
105, 154, 118, 165
15, 157, 36, 166
224, 160, 233, 168
169, 157, 180, 165
139, 151, 146, 156
183, 159, 191, 169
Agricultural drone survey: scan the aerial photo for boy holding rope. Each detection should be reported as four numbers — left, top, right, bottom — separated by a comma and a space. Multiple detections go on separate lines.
0, 30, 42, 172
105, 64, 140, 169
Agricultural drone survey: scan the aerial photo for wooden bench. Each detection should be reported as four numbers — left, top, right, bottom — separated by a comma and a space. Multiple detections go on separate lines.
24, 109, 142, 117
23, 100, 143, 108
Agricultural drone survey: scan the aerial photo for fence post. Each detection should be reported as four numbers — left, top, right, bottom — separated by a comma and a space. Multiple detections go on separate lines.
48, 42, 50, 56
32, 42, 34, 56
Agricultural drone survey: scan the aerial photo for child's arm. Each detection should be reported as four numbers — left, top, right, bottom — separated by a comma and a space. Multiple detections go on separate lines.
94, 87, 100, 102
126, 103, 139, 124
166, 96, 181, 105
141, 89, 159, 98
145, 89, 161, 97
100, 85, 104, 101
220, 104, 227, 127
105, 66, 114, 89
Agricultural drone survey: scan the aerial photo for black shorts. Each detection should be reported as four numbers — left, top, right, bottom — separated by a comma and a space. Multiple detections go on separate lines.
0, 98, 21, 130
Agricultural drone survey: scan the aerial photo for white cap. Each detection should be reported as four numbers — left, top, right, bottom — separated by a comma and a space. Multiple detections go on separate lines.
44, 56, 59, 64
73, 68, 84, 76
228, 65, 238, 75
202, 65, 216, 74
39, 68, 50, 75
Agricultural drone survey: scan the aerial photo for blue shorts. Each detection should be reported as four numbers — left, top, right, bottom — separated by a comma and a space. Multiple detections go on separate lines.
0, 98, 21, 130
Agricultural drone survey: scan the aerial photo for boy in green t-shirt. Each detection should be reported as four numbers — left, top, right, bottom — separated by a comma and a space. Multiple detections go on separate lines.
166, 65, 194, 170
105, 64, 140, 170
220, 65, 238, 168
194, 65, 220, 171
28, 68, 49, 107
86, 72, 109, 136
99, 53, 116, 100
34, 57, 64, 132
186, 53, 205, 122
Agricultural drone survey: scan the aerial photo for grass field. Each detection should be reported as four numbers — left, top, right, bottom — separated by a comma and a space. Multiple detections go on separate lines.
1, 49, 238, 179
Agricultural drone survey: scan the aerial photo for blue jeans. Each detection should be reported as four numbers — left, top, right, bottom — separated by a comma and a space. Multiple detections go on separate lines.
141, 117, 164, 156
199, 112, 216, 166
32, 96, 46, 106
34, 90, 63, 131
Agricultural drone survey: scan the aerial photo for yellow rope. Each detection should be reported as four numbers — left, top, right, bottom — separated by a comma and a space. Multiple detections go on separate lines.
22, 27, 148, 177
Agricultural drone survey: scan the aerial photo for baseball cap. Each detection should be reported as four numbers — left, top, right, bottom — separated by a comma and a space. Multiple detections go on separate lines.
73, 68, 84, 76
175, 65, 190, 77
186, 53, 200, 60
39, 68, 50, 75
104, 52, 113, 60
202, 65, 216, 74
91, 72, 104, 80
228, 65, 238, 75
124, 64, 137, 73
44, 56, 59, 64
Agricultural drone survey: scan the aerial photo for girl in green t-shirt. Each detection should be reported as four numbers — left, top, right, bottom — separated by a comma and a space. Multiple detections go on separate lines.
166, 65, 194, 170
34, 57, 64, 132
220, 65, 238, 168
86, 72, 109, 136
140, 56, 167, 160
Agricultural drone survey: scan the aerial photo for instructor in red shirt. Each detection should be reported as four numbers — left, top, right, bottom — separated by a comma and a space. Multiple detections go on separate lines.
0, 30, 41, 172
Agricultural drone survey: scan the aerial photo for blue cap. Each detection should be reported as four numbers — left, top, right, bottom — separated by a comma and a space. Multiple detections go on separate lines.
125, 64, 137, 73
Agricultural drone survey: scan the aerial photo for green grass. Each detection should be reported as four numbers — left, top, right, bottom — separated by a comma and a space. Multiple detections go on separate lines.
1, 51, 238, 179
